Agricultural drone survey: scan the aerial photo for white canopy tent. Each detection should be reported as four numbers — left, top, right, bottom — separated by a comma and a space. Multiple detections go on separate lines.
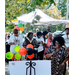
16, 9, 69, 26
32, 20, 69, 26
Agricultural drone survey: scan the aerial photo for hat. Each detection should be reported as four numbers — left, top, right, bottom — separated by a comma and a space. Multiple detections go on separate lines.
13, 28, 18, 31
36, 28, 39, 31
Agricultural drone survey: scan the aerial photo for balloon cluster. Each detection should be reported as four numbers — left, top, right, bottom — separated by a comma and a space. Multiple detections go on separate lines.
26, 44, 34, 59
15, 23, 24, 31
6, 44, 35, 60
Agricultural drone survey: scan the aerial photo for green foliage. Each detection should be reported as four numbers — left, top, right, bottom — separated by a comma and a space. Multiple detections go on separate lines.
5, 0, 56, 23
51, 26, 56, 33
50, 24, 66, 33
57, 0, 67, 17
5, 0, 67, 33
5, 23, 15, 32
5, 22, 8, 27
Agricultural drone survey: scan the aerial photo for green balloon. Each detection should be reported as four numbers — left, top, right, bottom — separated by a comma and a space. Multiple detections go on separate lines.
18, 23, 23, 28
15, 53, 21, 60
6, 52, 13, 59
14, 46, 20, 52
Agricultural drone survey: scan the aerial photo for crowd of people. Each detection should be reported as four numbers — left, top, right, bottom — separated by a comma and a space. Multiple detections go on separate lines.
5, 26, 69, 75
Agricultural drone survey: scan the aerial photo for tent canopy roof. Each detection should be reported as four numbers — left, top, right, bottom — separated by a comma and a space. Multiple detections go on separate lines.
16, 9, 69, 26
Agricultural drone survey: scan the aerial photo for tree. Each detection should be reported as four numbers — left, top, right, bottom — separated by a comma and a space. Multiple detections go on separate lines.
5, 0, 27, 22
5, 23, 15, 32
5, 0, 56, 23
5, 0, 57, 33
57, 0, 67, 17
5, 0, 68, 33
42, 0, 66, 20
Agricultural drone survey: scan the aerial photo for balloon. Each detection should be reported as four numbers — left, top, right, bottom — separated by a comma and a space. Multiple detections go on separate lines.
15, 53, 21, 60
14, 46, 20, 52
26, 44, 34, 49
19, 27, 24, 31
68, 26, 69, 28
18, 23, 23, 28
26, 48, 34, 55
19, 48, 27, 55
12, 54, 15, 59
15, 26, 19, 30
27, 53, 34, 59
6, 52, 13, 59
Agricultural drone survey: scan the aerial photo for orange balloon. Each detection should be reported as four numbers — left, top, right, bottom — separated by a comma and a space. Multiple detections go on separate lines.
27, 53, 34, 59
12, 54, 15, 59
20, 27, 24, 31
19, 48, 27, 55
26, 44, 34, 49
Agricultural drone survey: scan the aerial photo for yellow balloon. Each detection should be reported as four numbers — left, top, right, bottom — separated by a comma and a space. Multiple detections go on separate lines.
20, 27, 24, 31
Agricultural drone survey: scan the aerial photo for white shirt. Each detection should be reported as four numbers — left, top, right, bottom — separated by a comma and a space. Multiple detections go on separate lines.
8, 34, 23, 54
35, 37, 44, 52
62, 34, 69, 47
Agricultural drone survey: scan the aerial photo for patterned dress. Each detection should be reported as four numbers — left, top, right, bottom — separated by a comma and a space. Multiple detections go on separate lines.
45, 42, 69, 75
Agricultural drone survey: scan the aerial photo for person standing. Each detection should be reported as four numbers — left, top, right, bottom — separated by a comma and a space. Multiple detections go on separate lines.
62, 28, 69, 75
5, 36, 10, 53
8, 28, 23, 54
47, 26, 51, 32
44, 32, 53, 54
35, 31, 45, 60
23, 32, 39, 60
45, 36, 69, 75
23, 32, 39, 49
62, 28, 69, 51
5, 36, 11, 63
